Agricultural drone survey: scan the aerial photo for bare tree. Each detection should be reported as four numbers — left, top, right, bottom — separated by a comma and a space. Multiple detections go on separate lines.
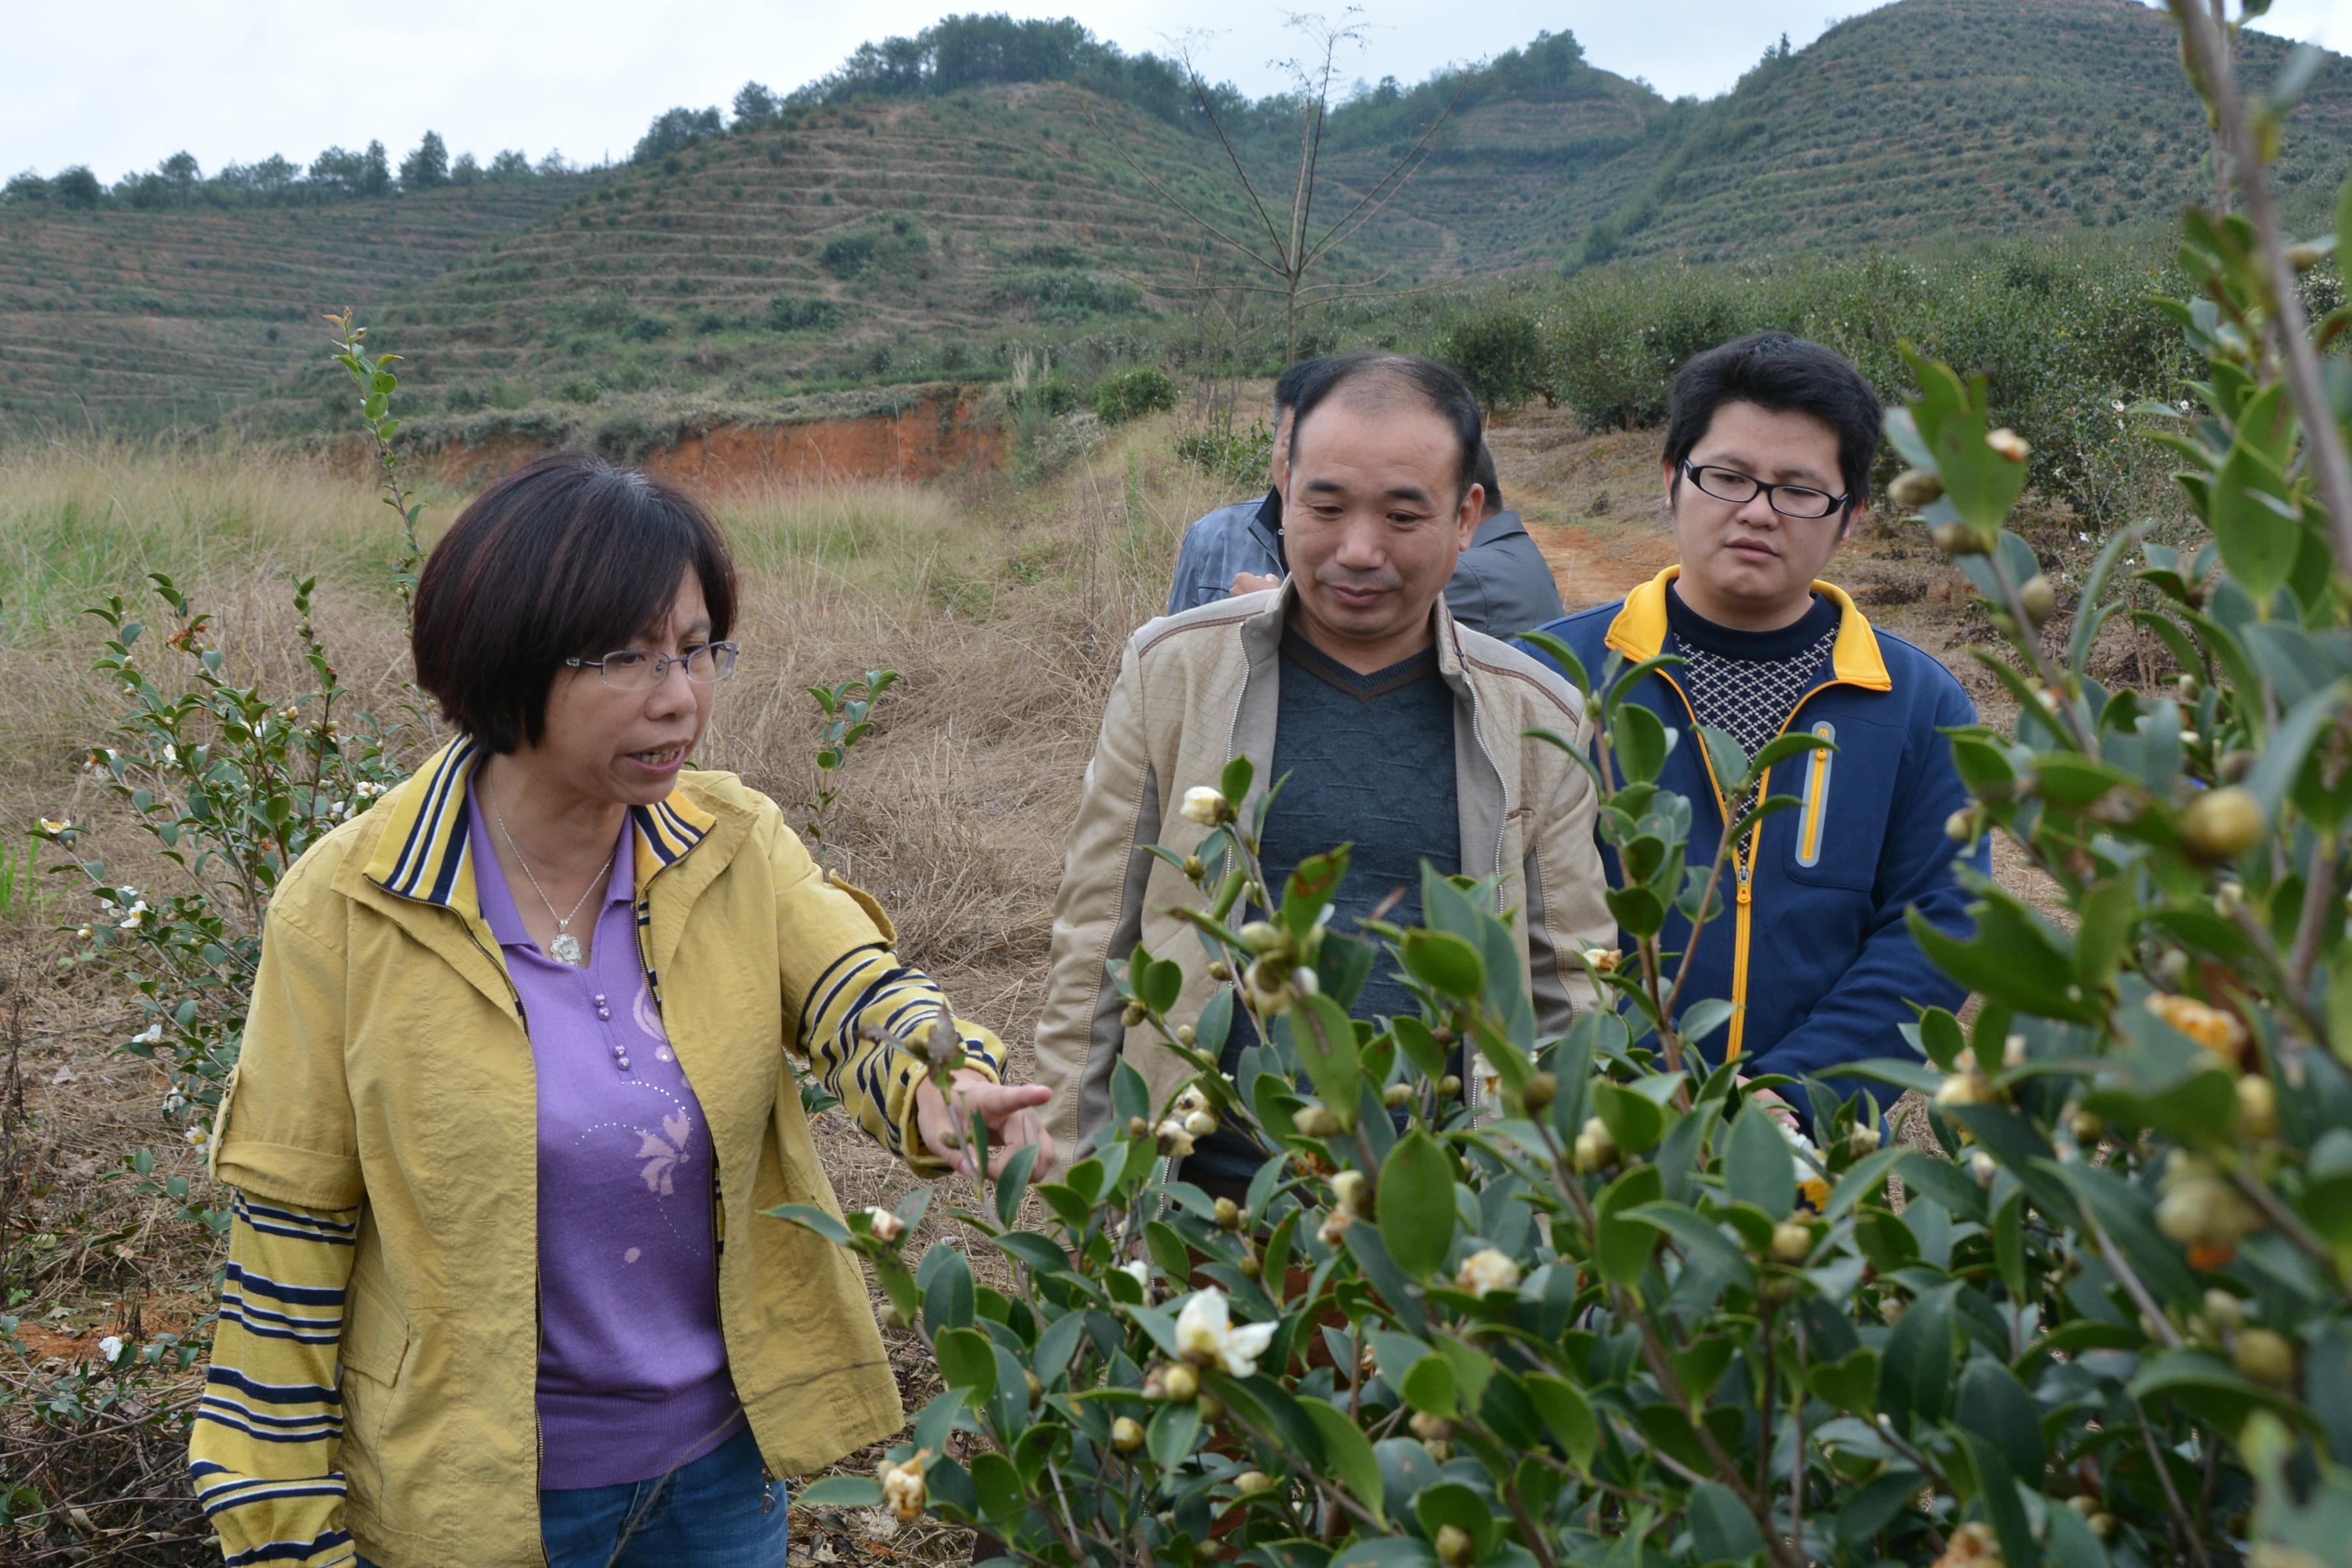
1091, 10, 1464, 363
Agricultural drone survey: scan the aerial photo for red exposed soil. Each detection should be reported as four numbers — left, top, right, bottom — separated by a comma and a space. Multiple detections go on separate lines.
408, 390, 1002, 493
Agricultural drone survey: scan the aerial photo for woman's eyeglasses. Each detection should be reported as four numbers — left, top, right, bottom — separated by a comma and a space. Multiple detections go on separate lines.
564, 642, 741, 690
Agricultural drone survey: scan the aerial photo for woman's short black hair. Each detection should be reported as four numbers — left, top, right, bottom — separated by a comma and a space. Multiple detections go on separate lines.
412, 449, 738, 753
1663, 331, 1882, 514
1287, 351, 1485, 502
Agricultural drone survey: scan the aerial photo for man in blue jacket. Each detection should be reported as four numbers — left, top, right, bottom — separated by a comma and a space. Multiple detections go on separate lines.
1522, 331, 1987, 1125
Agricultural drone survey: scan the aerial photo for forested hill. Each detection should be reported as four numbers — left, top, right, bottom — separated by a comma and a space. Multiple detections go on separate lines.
4, 0, 2351, 438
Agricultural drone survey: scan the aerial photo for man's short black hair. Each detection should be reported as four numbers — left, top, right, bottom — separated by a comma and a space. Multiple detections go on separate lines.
412, 449, 739, 753
1471, 440, 1503, 517
1663, 331, 1882, 515
1273, 356, 1339, 417
1286, 351, 1485, 502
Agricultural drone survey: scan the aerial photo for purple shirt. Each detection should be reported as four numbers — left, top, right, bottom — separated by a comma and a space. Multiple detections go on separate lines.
466, 781, 743, 1490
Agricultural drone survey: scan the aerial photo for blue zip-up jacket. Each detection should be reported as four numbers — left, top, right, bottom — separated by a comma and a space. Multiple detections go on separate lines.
1521, 566, 1987, 1112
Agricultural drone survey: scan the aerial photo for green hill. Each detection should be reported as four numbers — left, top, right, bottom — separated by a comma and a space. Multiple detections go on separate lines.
6, 0, 2352, 440
235, 86, 1301, 438
1523, 0, 2352, 267
0, 181, 583, 434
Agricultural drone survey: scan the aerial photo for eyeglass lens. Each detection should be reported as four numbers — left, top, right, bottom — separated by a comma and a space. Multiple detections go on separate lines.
597, 645, 738, 689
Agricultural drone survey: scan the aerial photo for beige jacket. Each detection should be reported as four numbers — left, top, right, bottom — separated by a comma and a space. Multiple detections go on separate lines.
1036, 585, 1614, 1154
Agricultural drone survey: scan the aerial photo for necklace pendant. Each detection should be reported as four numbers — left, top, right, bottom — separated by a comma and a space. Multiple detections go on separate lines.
548, 931, 585, 967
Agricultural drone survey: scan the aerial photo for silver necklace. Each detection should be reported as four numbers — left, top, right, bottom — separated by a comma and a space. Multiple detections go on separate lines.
489, 780, 617, 968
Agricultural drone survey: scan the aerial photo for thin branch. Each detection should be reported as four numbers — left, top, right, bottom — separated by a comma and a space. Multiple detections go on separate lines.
1075, 109, 1284, 278
2171, 0, 2352, 570
1302, 78, 1471, 268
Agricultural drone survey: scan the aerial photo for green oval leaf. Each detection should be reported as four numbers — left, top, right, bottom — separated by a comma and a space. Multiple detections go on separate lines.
1377, 1130, 1456, 1281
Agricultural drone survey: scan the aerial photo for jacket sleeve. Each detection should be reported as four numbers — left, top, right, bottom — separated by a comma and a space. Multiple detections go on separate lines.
1741, 678, 1988, 1102
191, 883, 366, 1565
190, 1194, 358, 1568
799, 943, 1005, 1177
1168, 517, 1218, 615
1035, 637, 1161, 1157
1526, 703, 1613, 1037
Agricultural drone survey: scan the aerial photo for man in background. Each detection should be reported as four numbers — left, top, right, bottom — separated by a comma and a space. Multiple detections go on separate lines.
1043, 351, 1612, 1194
1164, 359, 1335, 614
1168, 365, 1568, 637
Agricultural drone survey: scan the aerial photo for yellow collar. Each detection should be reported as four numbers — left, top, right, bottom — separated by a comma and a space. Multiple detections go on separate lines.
361, 735, 717, 913
1604, 565, 1891, 691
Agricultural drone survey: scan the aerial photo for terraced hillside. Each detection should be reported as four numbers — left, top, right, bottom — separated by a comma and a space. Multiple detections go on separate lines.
233, 84, 1365, 437
1530, 0, 2352, 267
0, 180, 584, 435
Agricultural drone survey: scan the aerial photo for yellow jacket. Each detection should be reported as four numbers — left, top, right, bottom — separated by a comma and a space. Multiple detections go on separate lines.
191, 736, 1000, 1567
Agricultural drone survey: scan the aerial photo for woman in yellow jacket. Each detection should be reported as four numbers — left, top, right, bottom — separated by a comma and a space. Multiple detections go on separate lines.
188, 451, 1053, 1568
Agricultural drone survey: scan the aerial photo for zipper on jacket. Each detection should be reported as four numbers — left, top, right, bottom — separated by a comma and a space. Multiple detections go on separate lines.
1651, 673, 1857, 1063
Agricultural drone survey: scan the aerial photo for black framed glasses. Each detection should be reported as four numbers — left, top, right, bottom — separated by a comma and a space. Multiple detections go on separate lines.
1680, 462, 1848, 519
564, 642, 741, 691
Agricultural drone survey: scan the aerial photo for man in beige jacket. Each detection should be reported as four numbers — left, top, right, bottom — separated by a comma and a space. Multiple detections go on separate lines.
1036, 353, 1614, 1194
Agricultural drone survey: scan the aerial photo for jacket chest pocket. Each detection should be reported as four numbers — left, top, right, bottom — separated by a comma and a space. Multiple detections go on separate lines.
1778, 717, 1900, 892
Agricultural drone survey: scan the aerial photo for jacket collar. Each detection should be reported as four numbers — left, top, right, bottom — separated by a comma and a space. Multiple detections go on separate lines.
359, 734, 718, 916
1605, 565, 1891, 692
1250, 489, 1286, 571
1471, 509, 1530, 548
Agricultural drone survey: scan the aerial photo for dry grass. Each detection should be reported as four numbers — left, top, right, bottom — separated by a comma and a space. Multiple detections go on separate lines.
0, 419, 1227, 1563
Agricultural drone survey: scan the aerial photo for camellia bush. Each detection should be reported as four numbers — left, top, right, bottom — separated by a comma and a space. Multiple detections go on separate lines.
774, 16, 2352, 1568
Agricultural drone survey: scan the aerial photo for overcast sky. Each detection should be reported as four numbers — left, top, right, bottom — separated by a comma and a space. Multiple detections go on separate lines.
8, 0, 2352, 182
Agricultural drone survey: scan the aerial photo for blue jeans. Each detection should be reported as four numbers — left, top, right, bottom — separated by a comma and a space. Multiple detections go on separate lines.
358, 1424, 787, 1568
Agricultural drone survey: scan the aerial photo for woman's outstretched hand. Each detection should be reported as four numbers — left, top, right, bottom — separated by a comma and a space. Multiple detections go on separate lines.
915, 1069, 1058, 1183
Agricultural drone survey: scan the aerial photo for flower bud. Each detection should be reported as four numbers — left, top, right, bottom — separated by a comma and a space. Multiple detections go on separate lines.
1181, 786, 1232, 826
1156, 1120, 1197, 1158
1944, 808, 1978, 842
1770, 1220, 1814, 1264
863, 1206, 906, 1243
2235, 1074, 2278, 1139
1382, 1083, 1413, 1109
1184, 1109, 1218, 1138
880, 1450, 933, 1522
2181, 785, 2265, 864
1294, 1105, 1343, 1139
1409, 1410, 1456, 1443
2202, 1288, 2246, 1330
1129, 1115, 1151, 1139
1238, 1252, 1262, 1279
1233, 1469, 1272, 1495
1331, 1170, 1371, 1217
1176, 1025, 1196, 1047
1161, 1362, 1199, 1402
2177, 673, 2200, 702
2232, 1326, 2296, 1387
2017, 574, 2056, 627
1237, 921, 1284, 954
2218, 749, 2257, 783
878, 1301, 907, 1330
1986, 428, 2031, 463
1846, 1121, 1882, 1156
1887, 468, 1944, 510
1456, 1247, 1521, 1297
1580, 946, 1623, 974
1026, 1370, 1045, 1401
1436, 1524, 1475, 1567
1196, 1392, 1224, 1423
1123, 1000, 1149, 1026
1111, 1416, 1145, 1452
1183, 854, 1207, 881
1932, 521, 1989, 557
1214, 1197, 1242, 1230
1934, 1070, 1993, 1107
1573, 1116, 1618, 1175
1207, 960, 1232, 981
1520, 1071, 1557, 1112
2069, 1108, 2106, 1147
1437, 1073, 1462, 1098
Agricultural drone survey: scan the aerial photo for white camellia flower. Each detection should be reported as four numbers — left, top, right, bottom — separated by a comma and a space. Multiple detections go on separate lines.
863, 1206, 906, 1242
1455, 1247, 1522, 1298
1173, 1286, 1276, 1377
1178, 786, 1227, 826
132, 1022, 165, 1045
1119, 1259, 1151, 1292
99, 1335, 125, 1364
879, 1449, 932, 1523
